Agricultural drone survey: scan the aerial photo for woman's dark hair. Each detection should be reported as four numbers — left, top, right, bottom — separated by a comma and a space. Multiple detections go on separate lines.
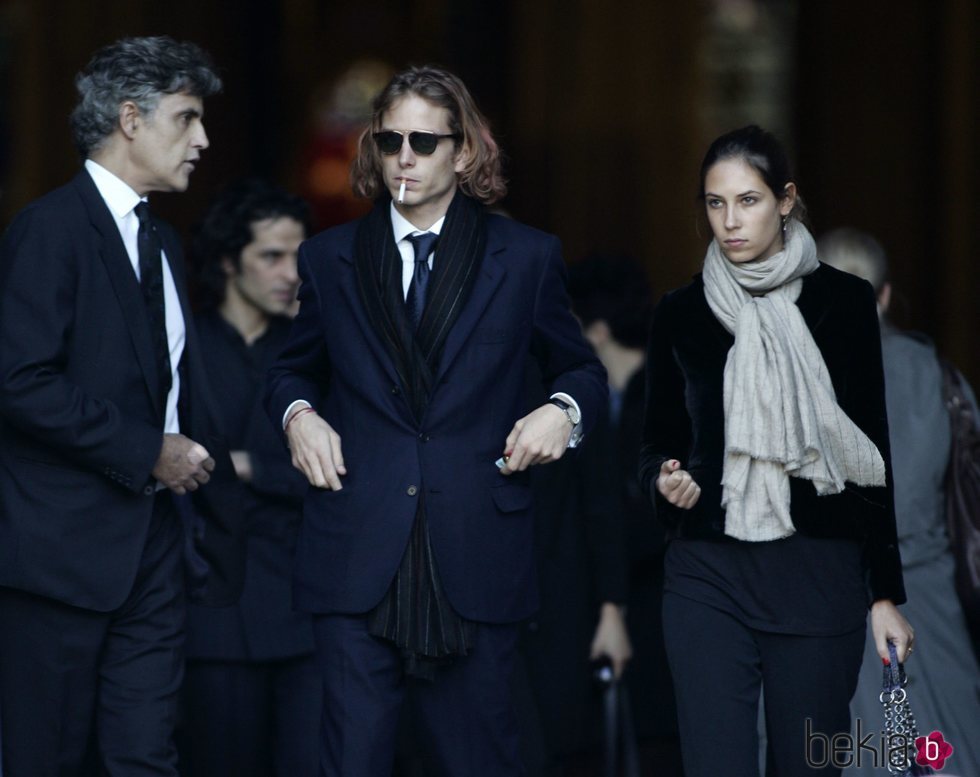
192, 178, 311, 310
699, 125, 807, 223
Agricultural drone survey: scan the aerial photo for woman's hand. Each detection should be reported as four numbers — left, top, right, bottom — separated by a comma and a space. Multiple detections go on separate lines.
656, 459, 701, 509
870, 599, 915, 663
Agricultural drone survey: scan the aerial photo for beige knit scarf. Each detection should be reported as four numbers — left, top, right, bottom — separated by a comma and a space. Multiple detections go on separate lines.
702, 220, 886, 541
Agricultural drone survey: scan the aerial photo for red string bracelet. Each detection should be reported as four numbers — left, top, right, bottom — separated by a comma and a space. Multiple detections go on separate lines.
284, 406, 316, 433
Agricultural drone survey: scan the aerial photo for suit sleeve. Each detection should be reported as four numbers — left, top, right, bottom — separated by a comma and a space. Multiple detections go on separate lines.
637, 291, 694, 529
838, 280, 905, 604
264, 243, 333, 433
0, 204, 162, 491
529, 236, 607, 436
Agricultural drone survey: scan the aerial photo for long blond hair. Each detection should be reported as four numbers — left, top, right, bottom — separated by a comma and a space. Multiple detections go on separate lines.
350, 66, 507, 204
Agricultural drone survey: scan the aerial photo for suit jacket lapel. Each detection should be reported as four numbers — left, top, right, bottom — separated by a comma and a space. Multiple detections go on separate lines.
73, 170, 163, 416
434, 238, 505, 384
337, 249, 402, 387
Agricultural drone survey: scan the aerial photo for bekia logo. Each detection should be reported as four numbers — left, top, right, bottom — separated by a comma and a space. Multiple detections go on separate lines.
916, 730, 954, 771
806, 719, 955, 770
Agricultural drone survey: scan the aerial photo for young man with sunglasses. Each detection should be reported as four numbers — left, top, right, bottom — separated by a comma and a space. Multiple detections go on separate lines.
266, 66, 606, 776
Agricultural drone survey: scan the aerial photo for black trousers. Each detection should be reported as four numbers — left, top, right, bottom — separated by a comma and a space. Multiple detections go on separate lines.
662, 592, 865, 777
313, 613, 524, 777
0, 493, 185, 777
178, 655, 321, 777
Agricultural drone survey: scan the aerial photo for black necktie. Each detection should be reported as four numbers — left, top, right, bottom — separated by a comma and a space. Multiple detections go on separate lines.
405, 232, 438, 329
134, 202, 172, 405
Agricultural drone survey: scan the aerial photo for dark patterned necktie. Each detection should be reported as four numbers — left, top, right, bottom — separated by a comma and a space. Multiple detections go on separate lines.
405, 232, 438, 329
134, 202, 172, 406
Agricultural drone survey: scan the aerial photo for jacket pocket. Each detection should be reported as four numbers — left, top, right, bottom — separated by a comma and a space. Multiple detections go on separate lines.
490, 482, 532, 513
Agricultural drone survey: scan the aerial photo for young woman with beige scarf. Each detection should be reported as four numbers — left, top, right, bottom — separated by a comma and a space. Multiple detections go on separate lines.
638, 126, 914, 777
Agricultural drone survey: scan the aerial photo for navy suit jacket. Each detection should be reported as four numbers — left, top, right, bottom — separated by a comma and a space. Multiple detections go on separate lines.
0, 169, 244, 612
266, 211, 606, 623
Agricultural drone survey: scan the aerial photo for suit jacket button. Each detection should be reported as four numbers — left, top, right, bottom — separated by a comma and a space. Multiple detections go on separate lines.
407, 485, 418, 496
391, 385, 400, 395
144, 485, 155, 496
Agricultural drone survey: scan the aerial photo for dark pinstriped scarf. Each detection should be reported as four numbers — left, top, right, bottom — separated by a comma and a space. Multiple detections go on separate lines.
354, 189, 486, 679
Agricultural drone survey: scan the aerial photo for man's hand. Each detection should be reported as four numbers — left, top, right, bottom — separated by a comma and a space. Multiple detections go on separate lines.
656, 459, 701, 509
152, 434, 215, 495
590, 603, 633, 680
870, 599, 915, 663
499, 403, 573, 474
285, 407, 346, 490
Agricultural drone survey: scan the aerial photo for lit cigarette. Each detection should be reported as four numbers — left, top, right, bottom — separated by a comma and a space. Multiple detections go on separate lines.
398, 180, 407, 203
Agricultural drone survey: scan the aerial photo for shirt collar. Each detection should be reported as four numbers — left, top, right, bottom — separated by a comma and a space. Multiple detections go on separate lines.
389, 201, 446, 244
84, 159, 146, 219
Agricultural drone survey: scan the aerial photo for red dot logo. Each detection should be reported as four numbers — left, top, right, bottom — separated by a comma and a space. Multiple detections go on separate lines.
915, 730, 954, 771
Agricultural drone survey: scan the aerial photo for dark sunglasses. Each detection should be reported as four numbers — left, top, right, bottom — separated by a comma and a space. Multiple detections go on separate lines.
373, 130, 460, 156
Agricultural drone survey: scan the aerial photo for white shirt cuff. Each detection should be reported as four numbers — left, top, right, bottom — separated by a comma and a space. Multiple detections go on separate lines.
282, 400, 312, 430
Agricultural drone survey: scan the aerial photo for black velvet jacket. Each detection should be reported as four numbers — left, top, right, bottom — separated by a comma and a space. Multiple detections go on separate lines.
638, 263, 906, 604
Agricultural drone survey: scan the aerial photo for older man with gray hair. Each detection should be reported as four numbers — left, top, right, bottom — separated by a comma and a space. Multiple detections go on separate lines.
0, 36, 243, 776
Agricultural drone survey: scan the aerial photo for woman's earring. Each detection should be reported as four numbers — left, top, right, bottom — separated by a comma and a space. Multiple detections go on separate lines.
781, 215, 787, 236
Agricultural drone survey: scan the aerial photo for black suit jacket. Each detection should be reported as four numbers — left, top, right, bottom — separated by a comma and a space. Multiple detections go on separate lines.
638, 263, 905, 604
0, 169, 244, 612
266, 212, 607, 623
185, 313, 314, 662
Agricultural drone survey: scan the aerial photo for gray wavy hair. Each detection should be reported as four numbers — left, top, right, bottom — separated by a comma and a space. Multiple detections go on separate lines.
70, 36, 222, 157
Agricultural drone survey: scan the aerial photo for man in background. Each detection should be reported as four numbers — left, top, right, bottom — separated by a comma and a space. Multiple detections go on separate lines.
178, 179, 319, 777
568, 254, 684, 776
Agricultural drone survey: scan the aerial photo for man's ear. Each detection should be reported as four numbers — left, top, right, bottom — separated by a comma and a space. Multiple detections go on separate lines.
118, 101, 141, 140
220, 256, 237, 278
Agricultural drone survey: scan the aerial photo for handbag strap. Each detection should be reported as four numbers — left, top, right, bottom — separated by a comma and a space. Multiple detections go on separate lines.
881, 641, 907, 695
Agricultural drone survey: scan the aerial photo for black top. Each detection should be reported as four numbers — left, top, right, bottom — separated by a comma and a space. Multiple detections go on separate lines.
185, 312, 313, 661
638, 263, 905, 625
664, 535, 868, 635
618, 368, 666, 566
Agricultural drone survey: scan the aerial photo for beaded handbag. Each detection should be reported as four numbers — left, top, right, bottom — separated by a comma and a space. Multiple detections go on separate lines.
880, 642, 933, 776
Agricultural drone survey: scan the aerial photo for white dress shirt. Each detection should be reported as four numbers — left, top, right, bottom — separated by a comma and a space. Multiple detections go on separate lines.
390, 204, 445, 298
85, 159, 185, 434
